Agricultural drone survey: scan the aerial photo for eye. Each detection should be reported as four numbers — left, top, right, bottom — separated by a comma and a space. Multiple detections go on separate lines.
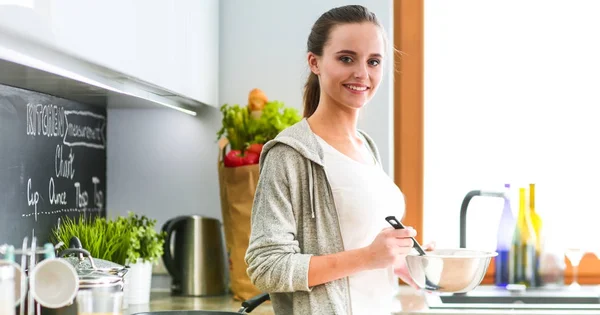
340, 56, 353, 63
368, 59, 381, 66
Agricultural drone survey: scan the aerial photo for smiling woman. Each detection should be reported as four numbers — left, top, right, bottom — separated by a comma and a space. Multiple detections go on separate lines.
245, 4, 416, 315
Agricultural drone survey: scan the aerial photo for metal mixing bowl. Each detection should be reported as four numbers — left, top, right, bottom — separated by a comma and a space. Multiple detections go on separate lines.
405, 248, 497, 293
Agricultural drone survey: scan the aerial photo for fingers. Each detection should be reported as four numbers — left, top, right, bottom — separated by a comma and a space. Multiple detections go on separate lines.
396, 237, 414, 248
389, 227, 417, 239
386, 235, 414, 249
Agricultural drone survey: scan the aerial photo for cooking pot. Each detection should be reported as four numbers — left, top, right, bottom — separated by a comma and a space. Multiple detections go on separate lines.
39, 237, 129, 315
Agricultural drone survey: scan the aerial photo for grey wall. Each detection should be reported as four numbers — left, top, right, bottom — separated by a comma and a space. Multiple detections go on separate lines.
106, 105, 222, 224
106, 105, 222, 284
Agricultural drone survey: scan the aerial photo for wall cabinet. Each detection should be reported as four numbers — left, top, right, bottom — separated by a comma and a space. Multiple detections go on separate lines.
0, 0, 219, 107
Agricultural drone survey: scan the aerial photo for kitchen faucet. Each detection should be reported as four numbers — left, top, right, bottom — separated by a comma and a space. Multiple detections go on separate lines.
460, 190, 506, 248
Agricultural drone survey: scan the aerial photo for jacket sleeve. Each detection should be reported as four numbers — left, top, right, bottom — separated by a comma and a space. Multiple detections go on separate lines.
244, 144, 313, 293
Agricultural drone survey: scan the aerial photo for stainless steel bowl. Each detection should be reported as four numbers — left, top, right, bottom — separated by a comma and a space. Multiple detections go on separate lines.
405, 248, 497, 293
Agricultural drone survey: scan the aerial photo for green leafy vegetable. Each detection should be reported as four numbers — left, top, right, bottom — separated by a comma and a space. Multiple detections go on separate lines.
216, 100, 301, 151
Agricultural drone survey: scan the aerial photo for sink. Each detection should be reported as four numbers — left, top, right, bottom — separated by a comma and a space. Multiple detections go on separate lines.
425, 285, 600, 310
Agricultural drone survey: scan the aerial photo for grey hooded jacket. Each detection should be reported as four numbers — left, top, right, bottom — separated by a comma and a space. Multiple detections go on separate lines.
244, 118, 382, 315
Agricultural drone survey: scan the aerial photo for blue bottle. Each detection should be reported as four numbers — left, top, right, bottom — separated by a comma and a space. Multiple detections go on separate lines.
495, 183, 515, 287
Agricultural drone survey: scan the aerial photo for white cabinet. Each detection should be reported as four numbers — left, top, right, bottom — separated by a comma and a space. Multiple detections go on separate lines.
0, 0, 219, 107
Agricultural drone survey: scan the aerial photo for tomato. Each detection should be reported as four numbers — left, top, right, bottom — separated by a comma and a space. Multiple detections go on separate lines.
244, 151, 260, 165
223, 150, 260, 167
247, 143, 264, 155
223, 150, 245, 167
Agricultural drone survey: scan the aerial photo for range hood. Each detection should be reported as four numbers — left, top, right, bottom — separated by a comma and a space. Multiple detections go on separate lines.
0, 27, 203, 116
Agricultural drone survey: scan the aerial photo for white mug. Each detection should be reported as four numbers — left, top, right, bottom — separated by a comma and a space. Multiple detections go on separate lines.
0, 259, 23, 307
0, 265, 16, 315
29, 258, 79, 309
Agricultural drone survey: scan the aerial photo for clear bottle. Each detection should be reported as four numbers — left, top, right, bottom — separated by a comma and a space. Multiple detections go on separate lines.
510, 187, 537, 287
495, 183, 515, 287
538, 228, 565, 287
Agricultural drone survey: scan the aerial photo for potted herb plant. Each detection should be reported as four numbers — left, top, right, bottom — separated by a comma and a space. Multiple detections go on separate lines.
121, 212, 166, 305
52, 212, 165, 305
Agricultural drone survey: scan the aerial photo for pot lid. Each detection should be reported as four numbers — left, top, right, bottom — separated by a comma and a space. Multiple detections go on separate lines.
56, 239, 129, 288
61, 255, 125, 272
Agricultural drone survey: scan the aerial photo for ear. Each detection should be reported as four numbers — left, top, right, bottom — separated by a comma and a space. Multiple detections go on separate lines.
307, 52, 320, 75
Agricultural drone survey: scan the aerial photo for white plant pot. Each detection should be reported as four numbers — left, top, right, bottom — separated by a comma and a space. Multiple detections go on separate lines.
124, 259, 153, 305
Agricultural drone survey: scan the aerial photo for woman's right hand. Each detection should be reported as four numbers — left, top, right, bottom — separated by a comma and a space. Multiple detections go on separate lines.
363, 227, 416, 270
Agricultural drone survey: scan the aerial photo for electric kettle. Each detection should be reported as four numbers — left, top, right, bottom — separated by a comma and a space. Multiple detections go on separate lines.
161, 215, 227, 296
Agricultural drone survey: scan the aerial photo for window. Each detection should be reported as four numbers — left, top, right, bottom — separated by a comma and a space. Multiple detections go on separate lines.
395, 0, 600, 283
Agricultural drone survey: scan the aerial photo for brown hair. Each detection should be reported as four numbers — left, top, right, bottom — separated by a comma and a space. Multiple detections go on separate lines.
303, 5, 383, 118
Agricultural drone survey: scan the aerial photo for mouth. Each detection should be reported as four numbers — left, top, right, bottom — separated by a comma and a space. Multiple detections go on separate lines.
343, 84, 369, 94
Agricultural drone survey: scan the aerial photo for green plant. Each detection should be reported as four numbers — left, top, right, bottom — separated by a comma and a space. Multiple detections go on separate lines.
51, 215, 132, 265
51, 212, 166, 266
123, 212, 166, 264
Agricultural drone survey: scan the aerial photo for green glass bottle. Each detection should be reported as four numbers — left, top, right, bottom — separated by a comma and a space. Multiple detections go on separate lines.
529, 183, 543, 287
511, 187, 537, 286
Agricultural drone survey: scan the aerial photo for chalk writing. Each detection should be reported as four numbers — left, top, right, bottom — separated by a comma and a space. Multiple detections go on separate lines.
92, 177, 104, 209
48, 177, 67, 206
74, 182, 89, 208
1, 83, 107, 249
23, 177, 104, 219
55, 145, 75, 180
26, 179, 40, 221
21, 207, 102, 217
26, 103, 66, 138
63, 111, 106, 149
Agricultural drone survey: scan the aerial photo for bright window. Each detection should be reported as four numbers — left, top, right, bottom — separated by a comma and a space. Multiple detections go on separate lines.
423, 0, 600, 255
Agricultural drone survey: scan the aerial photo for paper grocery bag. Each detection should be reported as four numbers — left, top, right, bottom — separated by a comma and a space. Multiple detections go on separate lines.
217, 138, 262, 301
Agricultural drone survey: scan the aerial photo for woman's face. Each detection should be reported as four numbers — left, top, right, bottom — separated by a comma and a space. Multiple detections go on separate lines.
309, 22, 385, 112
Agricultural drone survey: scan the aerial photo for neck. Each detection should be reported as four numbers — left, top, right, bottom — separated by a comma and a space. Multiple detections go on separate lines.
307, 97, 361, 141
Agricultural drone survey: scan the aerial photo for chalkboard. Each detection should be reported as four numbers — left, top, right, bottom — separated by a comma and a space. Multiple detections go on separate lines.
0, 84, 106, 248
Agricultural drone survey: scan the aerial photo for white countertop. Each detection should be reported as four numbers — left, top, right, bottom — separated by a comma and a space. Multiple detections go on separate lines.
133, 286, 600, 315
395, 286, 600, 315
403, 309, 600, 315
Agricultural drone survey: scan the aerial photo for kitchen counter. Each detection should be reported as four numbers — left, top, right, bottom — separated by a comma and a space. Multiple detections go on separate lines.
125, 291, 274, 315
126, 287, 600, 315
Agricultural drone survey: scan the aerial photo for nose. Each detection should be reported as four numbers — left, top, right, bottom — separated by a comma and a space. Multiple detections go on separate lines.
353, 63, 368, 79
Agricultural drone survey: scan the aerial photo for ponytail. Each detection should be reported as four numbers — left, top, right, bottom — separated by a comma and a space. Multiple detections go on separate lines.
303, 72, 320, 118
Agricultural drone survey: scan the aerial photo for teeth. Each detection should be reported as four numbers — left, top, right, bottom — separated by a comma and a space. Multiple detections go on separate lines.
345, 85, 367, 91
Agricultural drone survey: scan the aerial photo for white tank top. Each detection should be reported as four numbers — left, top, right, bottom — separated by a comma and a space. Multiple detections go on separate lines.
315, 134, 405, 314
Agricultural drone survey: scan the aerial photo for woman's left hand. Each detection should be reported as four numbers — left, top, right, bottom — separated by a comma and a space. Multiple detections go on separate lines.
393, 241, 436, 289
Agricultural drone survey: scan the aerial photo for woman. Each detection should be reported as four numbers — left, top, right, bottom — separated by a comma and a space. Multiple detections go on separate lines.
245, 5, 428, 315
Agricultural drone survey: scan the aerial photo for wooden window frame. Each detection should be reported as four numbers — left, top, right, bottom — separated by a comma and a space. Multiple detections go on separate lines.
393, 0, 599, 285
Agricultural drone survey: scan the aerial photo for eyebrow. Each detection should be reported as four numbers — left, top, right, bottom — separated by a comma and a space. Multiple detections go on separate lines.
335, 49, 383, 58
